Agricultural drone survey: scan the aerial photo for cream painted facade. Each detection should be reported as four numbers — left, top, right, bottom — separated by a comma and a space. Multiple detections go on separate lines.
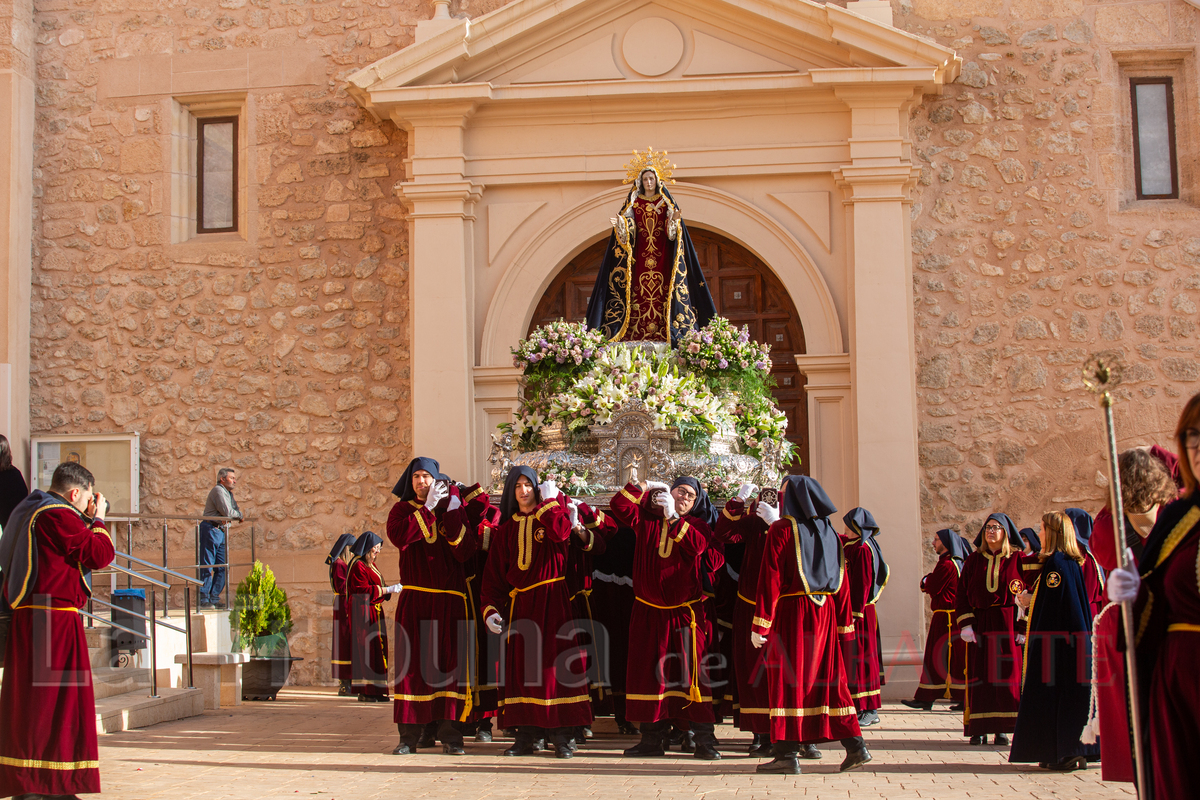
349, 0, 959, 676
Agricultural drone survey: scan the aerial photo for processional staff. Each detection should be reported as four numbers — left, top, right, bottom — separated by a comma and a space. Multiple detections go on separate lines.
1082, 351, 1147, 799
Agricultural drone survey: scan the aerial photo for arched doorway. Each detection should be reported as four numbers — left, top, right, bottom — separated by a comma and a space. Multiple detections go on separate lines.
528, 228, 809, 472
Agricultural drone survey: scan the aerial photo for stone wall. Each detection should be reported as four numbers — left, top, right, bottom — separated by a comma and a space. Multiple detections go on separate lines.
901, 0, 1200, 557
24, 0, 1200, 683
25, 0, 479, 684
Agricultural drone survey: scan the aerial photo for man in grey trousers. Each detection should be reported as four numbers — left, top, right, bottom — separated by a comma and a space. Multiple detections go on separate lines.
199, 467, 243, 608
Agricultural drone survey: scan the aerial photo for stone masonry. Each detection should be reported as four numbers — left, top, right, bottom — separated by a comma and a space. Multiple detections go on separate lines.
21, 0, 1200, 683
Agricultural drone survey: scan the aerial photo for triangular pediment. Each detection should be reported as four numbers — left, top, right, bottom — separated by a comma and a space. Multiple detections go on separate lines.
349, 0, 957, 104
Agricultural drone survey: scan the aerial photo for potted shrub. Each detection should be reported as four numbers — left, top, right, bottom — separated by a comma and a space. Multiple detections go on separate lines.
230, 560, 302, 700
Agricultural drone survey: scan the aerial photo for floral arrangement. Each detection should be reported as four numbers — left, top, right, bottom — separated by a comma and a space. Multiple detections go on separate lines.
693, 462, 740, 500
512, 320, 607, 375
677, 317, 771, 376
501, 316, 798, 466
548, 346, 729, 447
537, 467, 603, 497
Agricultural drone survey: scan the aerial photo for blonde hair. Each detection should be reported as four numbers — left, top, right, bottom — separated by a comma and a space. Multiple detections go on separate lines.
1176, 392, 1200, 496
1040, 511, 1085, 565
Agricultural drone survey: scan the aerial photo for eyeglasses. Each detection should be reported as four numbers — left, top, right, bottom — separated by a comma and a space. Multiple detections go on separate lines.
984, 524, 1004, 532
1185, 429, 1200, 450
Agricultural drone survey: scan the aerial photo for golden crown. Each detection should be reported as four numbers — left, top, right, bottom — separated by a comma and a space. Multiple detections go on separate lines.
624, 147, 675, 185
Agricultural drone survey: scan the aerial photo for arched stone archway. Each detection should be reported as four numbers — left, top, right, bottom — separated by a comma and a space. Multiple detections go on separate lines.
479, 183, 843, 370
528, 229, 811, 472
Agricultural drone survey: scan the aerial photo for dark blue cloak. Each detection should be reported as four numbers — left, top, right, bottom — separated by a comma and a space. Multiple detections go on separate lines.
1009, 551, 1100, 764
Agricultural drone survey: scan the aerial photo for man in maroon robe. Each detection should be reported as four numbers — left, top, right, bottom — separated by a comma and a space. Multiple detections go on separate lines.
609, 477, 722, 760
0, 462, 116, 798
386, 456, 480, 755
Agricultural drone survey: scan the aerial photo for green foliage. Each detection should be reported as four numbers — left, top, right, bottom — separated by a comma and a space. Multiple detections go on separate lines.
230, 560, 294, 657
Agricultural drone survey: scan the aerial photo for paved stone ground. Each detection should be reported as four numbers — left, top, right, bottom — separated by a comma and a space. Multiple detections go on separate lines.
96, 688, 1135, 800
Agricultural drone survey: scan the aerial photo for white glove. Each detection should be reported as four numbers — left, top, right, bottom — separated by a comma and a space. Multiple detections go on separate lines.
1016, 633, 1026, 645
751, 632, 767, 649
755, 501, 780, 526
568, 502, 580, 529
538, 480, 560, 501
735, 483, 757, 502
960, 625, 976, 644
424, 481, 448, 511
446, 495, 462, 512
485, 612, 504, 634
1108, 565, 1141, 604
654, 489, 678, 520
644, 480, 671, 493
385, 583, 403, 595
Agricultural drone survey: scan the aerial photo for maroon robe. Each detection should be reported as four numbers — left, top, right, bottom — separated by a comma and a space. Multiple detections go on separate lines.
347, 558, 390, 697
0, 505, 114, 797
386, 485, 480, 724
609, 483, 716, 724
842, 534, 884, 712
1136, 504, 1200, 799
463, 497, 501, 722
625, 195, 674, 340
752, 517, 861, 744
713, 498, 772, 734
481, 496, 592, 729
913, 552, 965, 703
956, 547, 1023, 736
1081, 549, 1106, 619
330, 558, 352, 680
565, 504, 616, 705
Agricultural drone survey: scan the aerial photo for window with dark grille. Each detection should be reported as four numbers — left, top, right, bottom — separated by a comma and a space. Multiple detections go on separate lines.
197, 116, 238, 232
1130, 78, 1179, 200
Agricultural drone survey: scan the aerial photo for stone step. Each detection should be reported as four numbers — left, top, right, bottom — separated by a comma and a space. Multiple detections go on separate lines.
95, 686, 204, 734
92, 666, 152, 700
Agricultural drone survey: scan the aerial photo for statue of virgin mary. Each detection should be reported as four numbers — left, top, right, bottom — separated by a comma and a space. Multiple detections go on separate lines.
585, 149, 716, 346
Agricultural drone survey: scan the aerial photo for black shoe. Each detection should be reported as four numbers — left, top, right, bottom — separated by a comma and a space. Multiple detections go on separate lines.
617, 721, 639, 736
337, 681, 351, 697
693, 743, 721, 761
199, 601, 215, 609
668, 729, 686, 746
680, 731, 696, 754
555, 744, 574, 759
392, 742, 412, 755
1047, 756, 1087, 771
542, 738, 555, 752
623, 740, 666, 757
949, 703, 965, 712
502, 728, 517, 737
357, 694, 369, 702
857, 709, 880, 727
799, 743, 822, 760
901, 699, 933, 711
442, 743, 466, 755
969, 735, 985, 746
373, 695, 390, 702
840, 746, 873, 772
417, 731, 437, 748
581, 726, 593, 740
749, 741, 773, 758
475, 729, 493, 743
993, 733, 1009, 746
756, 756, 800, 774
503, 742, 539, 756
749, 733, 764, 751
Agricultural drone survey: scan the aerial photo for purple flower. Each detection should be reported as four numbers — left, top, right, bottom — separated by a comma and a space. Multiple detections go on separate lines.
718, 359, 728, 369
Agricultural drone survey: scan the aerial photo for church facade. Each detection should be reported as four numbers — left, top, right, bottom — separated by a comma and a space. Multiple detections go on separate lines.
0, 0, 1195, 687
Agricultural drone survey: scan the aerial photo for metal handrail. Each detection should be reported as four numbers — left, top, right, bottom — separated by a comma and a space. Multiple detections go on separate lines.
114, 552, 203, 586
103, 562, 169, 590
89, 596, 187, 636
85, 549, 196, 696
90, 513, 256, 616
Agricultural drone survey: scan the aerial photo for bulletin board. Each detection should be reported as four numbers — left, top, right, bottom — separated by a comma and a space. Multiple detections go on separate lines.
30, 433, 140, 514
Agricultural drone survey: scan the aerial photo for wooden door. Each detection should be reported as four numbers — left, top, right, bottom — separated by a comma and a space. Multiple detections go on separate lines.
528, 228, 809, 473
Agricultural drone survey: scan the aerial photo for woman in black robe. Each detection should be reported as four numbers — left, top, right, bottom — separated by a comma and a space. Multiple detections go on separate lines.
1009, 511, 1099, 770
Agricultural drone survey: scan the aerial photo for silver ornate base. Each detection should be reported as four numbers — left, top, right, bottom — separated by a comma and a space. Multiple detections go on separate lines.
489, 398, 782, 495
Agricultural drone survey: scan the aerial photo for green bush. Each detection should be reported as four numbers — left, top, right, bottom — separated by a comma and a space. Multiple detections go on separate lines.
229, 560, 294, 657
